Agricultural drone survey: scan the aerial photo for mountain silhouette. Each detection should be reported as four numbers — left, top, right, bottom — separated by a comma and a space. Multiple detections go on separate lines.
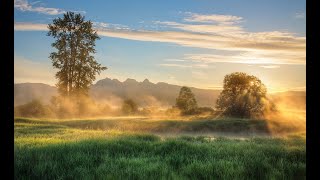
14, 78, 221, 107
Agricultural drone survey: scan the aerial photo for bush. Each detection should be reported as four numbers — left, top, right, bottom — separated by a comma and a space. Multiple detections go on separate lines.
14, 99, 54, 118
121, 99, 138, 115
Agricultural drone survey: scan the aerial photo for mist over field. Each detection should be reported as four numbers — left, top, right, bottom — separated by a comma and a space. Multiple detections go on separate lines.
14, 78, 305, 110
14, 83, 306, 179
14, 78, 305, 138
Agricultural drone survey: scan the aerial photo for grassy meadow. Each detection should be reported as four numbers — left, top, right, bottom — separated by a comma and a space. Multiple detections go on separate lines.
14, 117, 305, 179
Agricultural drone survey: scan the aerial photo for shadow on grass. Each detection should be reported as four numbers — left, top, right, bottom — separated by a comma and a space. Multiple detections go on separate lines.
14, 123, 67, 136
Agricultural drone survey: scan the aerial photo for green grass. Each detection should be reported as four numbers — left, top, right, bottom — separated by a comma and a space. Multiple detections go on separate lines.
14, 117, 306, 180
14, 116, 305, 135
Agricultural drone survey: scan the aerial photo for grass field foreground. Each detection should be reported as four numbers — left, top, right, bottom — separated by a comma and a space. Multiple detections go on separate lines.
14, 117, 306, 179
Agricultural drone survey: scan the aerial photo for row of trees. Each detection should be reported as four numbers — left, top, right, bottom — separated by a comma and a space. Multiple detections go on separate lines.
175, 72, 276, 118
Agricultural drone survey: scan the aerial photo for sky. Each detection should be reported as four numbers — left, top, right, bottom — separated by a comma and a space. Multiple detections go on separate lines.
14, 0, 306, 92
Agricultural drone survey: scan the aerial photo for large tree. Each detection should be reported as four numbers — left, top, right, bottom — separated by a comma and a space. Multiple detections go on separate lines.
175, 86, 198, 115
47, 12, 107, 98
216, 72, 275, 118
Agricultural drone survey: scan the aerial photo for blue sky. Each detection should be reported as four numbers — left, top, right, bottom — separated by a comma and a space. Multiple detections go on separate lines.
14, 0, 306, 92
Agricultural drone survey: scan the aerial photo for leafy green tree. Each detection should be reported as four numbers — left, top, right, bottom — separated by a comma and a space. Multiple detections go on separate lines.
47, 12, 107, 98
176, 86, 198, 115
216, 72, 275, 118
121, 99, 138, 115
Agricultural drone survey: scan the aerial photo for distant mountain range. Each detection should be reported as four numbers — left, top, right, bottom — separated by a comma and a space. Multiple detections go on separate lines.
14, 78, 306, 110
14, 78, 221, 107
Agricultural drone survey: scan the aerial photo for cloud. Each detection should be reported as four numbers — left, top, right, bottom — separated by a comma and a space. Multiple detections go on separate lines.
96, 29, 305, 60
163, 59, 186, 62
14, 22, 48, 31
158, 63, 209, 69
193, 64, 210, 68
30, 1, 41, 5
260, 65, 280, 69
154, 21, 243, 34
94, 22, 108, 28
93, 22, 130, 30
14, 0, 85, 15
295, 12, 305, 19
14, 12, 305, 65
184, 51, 305, 65
158, 63, 192, 68
184, 12, 243, 24
14, 0, 66, 15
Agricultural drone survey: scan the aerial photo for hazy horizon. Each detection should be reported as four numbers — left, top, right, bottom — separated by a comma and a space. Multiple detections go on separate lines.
14, 75, 307, 93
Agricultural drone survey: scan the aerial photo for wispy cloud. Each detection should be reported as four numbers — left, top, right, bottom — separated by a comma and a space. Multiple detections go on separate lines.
93, 22, 130, 30
184, 12, 243, 25
14, 12, 305, 65
158, 63, 209, 69
295, 12, 305, 19
14, 0, 65, 15
14, 0, 85, 15
163, 59, 186, 62
154, 21, 243, 34
14, 22, 48, 31
184, 51, 305, 65
158, 63, 192, 68
97, 29, 305, 60
260, 65, 280, 69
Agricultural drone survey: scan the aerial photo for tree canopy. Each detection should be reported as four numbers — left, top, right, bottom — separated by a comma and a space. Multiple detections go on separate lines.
175, 86, 198, 115
216, 72, 275, 118
47, 12, 107, 98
